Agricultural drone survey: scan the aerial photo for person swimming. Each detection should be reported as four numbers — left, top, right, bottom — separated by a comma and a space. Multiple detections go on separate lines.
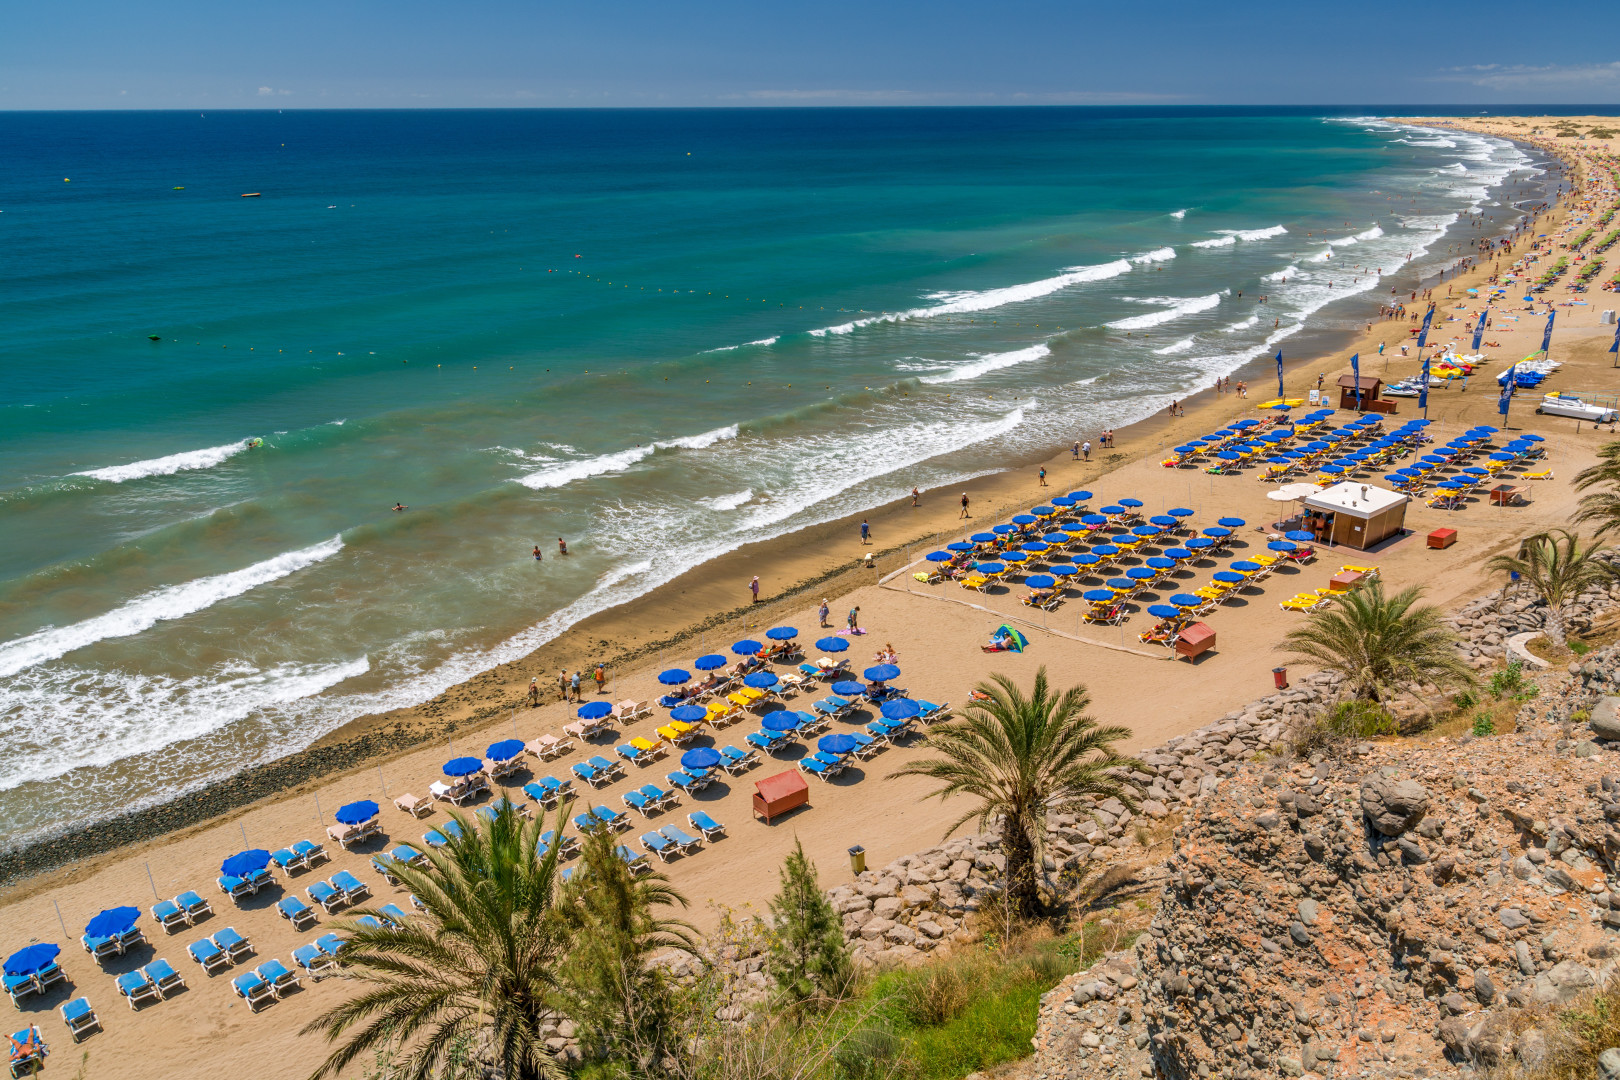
392, 503, 407, 512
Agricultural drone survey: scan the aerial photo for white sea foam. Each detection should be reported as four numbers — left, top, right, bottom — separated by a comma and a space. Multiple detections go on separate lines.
1192, 225, 1286, 248
73, 440, 253, 484
514, 424, 738, 490
1190, 235, 1236, 249
1307, 247, 1335, 263
0, 537, 344, 680
919, 344, 1050, 384
1106, 294, 1221, 331
1234, 225, 1288, 241
1223, 315, 1258, 332
1153, 336, 1196, 355
1353, 225, 1384, 241
1439, 163, 1469, 174
1265, 264, 1299, 282
1133, 247, 1176, 263
1170, 209, 1188, 219
706, 337, 778, 352
0, 656, 369, 793
696, 489, 754, 511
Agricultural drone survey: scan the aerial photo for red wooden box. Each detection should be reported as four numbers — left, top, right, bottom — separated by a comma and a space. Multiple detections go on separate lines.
1175, 622, 1215, 660
753, 770, 809, 823
1427, 528, 1457, 550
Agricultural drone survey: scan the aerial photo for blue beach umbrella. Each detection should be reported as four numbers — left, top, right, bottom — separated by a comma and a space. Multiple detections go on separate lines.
1071, 552, 1101, 565
1147, 604, 1180, 618
1108, 535, 1134, 546
1081, 514, 1108, 525
1230, 561, 1261, 572
694, 653, 727, 670
3, 944, 60, 978
1215, 451, 1242, 461
970, 532, 998, 543
1146, 556, 1175, 569
221, 848, 272, 876
1001, 552, 1028, 565
1132, 525, 1161, 537
1186, 537, 1214, 549
1011, 514, 1037, 525
1119, 498, 1144, 508
1024, 574, 1057, 589
1267, 540, 1297, 552
992, 523, 1019, 535
831, 680, 867, 697
864, 664, 901, 682
1149, 515, 1178, 527
975, 562, 1006, 574
1126, 566, 1155, 580
657, 669, 691, 685
1099, 504, 1125, 515
1164, 547, 1193, 560
1089, 545, 1119, 557
1234, 419, 1260, 429
1217, 517, 1246, 528
765, 626, 798, 640
743, 672, 779, 689
1175, 444, 1201, 454
669, 704, 708, 723
1521, 433, 1544, 442
444, 756, 483, 777
681, 747, 722, 770
1051, 496, 1076, 507
1441, 479, 1469, 490
1462, 467, 1489, 476
1068, 491, 1093, 501
925, 551, 953, 562
946, 541, 976, 553
1021, 541, 1050, 552
817, 733, 859, 756
1049, 564, 1078, 577
1285, 530, 1315, 541
1489, 452, 1516, 462
1083, 589, 1115, 602
1318, 464, 1346, 475
731, 639, 762, 655
881, 698, 922, 720
335, 799, 381, 824
84, 906, 141, 939
1106, 577, 1135, 591
1382, 474, 1406, 485
1170, 594, 1202, 608
1168, 507, 1193, 517
1043, 532, 1071, 543
1213, 571, 1244, 584
578, 700, 614, 720
761, 712, 800, 732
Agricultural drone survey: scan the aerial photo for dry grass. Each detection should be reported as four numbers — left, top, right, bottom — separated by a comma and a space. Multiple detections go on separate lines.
1487, 976, 1620, 1080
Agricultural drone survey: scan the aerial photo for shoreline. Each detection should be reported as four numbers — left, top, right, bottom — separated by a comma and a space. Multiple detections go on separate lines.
0, 118, 1578, 894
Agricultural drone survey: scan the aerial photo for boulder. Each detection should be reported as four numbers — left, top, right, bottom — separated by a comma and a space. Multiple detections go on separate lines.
1360, 777, 1430, 836
1593, 697, 1620, 741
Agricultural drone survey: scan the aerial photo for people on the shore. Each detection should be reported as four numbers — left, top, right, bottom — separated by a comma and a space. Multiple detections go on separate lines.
557, 538, 568, 555
558, 669, 570, 701
910, 487, 920, 507
594, 664, 606, 694
571, 671, 581, 699
1037, 467, 1047, 487
750, 575, 760, 603
1082, 440, 1091, 461
818, 599, 830, 627
528, 677, 540, 706
860, 519, 870, 544
959, 492, 970, 518
847, 605, 860, 632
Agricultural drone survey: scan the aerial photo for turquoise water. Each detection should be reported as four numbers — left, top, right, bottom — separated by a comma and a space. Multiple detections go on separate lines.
0, 108, 1545, 841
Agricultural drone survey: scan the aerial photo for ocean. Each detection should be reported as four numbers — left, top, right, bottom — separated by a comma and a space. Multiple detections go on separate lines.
0, 107, 1550, 845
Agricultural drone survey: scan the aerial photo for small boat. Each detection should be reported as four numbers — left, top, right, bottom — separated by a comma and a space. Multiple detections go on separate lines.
241, 192, 261, 198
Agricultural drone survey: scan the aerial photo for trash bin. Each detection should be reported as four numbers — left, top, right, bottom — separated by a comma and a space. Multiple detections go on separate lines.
848, 845, 866, 874
1273, 667, 1288, 690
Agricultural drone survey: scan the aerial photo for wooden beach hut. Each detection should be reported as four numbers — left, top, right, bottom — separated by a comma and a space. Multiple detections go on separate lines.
1300, 481, 1409, 551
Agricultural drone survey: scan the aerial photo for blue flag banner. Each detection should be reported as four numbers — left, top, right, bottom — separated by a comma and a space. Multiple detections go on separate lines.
1610, 318, 1619, 355
1350, 353, 1361, 410
1275, 351, 1283, 398
1472, 306, 1489, 352
1498, 365, 1516, 417
1416, 306, 1435, 348
1418, 353, 1430, 412
1541, 311, 1556, 355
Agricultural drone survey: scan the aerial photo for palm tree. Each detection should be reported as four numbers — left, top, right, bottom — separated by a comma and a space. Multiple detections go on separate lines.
1485, 529, 1618, 645
1277, 580, 1473, 702
301, 803, 572, 1080
887, 668, 1140, 920
1574, 441, 1620, 538
555, 828, 696, 1075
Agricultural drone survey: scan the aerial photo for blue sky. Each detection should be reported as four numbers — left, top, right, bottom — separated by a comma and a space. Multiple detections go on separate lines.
4, 0, 1618, 109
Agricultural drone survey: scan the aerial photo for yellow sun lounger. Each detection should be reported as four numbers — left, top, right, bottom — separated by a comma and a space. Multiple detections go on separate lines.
1521, 469, 1553, 480
1279, 594, 1328, 612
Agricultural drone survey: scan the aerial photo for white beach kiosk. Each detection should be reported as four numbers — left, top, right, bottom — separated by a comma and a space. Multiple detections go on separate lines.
1300, 481, 1409, 552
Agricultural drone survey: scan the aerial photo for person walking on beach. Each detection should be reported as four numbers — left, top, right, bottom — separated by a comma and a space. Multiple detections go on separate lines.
847, 605, 860, 632
1037, 466, 1047, 487
910, 487, 920, 507
1072, 441, 1080, 459
860, 519, 871, 544
528, 677, 540, 707
558, 669, 569, 701
570, 671, 581, 700
749, 575, 761, 603
1082, 440, 1091, 461
818, 599, 830, 627
959, 492, 970, 519
594, 663, 606, 694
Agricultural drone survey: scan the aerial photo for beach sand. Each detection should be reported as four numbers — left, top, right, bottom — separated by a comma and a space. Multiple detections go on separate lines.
4, 117, 1618, 1079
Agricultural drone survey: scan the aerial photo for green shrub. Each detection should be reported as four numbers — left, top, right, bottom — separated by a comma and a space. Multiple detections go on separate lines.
1325, 699, 1397, 739
1452, 688, 1479, 710
1488, 661, 1526, 700
1571, 640, 1593, 656
1472, 712, 1497, 737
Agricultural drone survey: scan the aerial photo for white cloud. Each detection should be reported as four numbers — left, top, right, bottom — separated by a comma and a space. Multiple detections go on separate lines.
258, 86, 273, 96
1433, 61, 1620, 90
256, 86, 292, 96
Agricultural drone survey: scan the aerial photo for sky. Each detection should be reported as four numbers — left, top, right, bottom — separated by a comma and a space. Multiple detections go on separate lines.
4, 0, 1619, 110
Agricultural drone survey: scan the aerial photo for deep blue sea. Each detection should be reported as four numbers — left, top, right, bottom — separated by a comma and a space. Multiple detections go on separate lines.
0, 107, 1550, 842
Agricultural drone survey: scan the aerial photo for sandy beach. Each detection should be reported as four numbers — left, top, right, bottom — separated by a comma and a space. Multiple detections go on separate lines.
4, 115, 1619, 1079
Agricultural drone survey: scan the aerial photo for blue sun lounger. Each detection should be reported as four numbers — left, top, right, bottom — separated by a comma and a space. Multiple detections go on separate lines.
276, 895, 318, 931
307, 881, 345, 914
330, 871, 369, 903
231, 971, 273, 1011
659, 825, 703, 855
60, 997, 99, 1042
293, 943, 333, 974
641, 784, 677, 810
616, 846, 651, 875
291, 839, 329, 867
717, 745, 755, 774
269, 848, 302, 874
314, 933, 345, 959
687, 811, 726, 840
116, 969, 159, 1010
622, 788, 657, 816
175, 890, 212, 921
7, 1026, 46, 1073
186, 937, 230, 976
377, 903, 410, 927
150, 898, 189, 933
212, 926, 252, 963
257, 959, 300, 998
640, 831, 677, 861
523, 776, 570, 806
743, 731, 779, 753
591, 805, 627, 832
145, 958, 185, 997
